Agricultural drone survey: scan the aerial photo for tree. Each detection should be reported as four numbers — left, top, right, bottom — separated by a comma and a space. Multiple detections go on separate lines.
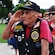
40, 9, 46, 14
0, 5, 2, 18
0, 0, 14, 18
2, 0, 12, 11
0, 0, 14, 23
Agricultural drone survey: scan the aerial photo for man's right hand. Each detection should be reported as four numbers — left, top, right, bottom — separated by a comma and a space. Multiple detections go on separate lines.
9, 10, 22, 24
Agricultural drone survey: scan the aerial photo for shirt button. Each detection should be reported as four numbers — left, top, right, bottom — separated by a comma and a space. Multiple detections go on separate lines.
15, 35, 18, 37
27, 50, 29, 52
25, 42, 28, 46
22, 34, 24, 36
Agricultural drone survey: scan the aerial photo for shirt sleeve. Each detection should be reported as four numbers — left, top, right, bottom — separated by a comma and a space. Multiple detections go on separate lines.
40, 20, 52, 43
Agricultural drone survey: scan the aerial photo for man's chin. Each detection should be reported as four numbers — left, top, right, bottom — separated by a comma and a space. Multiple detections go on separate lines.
23, 23, 27, 25
23, 22, 28, 25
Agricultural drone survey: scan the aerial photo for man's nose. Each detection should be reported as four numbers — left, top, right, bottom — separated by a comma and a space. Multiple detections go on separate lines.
23, 13, 26, 18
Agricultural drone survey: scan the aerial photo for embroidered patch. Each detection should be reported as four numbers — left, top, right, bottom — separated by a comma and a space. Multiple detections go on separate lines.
25, 1, 32, 6
18, 36, 22, 42
35, 42, 41, 48
14, 25, 22, 30
31, 31, 39, 42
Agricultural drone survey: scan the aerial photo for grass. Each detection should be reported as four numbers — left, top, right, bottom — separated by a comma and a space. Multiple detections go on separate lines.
0, 24, 7, 43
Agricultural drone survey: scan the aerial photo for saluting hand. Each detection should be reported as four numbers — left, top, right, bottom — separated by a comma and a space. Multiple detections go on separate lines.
9, 10, 22, 24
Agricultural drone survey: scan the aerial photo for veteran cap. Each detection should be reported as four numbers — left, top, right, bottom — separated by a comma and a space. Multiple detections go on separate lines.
19, 1, 40, 12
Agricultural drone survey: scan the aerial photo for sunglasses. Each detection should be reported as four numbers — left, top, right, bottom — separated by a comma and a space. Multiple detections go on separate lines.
49, 13, 55, 15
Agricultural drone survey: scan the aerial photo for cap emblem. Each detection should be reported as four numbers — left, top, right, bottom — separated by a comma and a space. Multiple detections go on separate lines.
25, 2, 32, 6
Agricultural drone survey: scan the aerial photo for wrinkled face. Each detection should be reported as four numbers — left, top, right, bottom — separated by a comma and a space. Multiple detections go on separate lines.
22, 10, 39, 26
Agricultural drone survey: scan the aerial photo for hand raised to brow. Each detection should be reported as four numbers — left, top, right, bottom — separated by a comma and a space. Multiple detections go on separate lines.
9, 10, 22, 23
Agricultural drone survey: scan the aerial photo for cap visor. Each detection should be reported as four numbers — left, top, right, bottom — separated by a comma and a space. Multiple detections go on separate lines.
49, 11, 55, 13
19, 6, 33, 10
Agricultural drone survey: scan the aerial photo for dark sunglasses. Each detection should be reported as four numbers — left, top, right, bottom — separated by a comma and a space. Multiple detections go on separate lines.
49, 13, 55, 15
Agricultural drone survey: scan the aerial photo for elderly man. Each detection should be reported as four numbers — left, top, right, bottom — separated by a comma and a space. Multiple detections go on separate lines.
2, 1, 52, 55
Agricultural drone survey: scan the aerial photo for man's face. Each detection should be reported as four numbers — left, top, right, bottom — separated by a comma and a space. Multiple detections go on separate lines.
22, 10, 39, 26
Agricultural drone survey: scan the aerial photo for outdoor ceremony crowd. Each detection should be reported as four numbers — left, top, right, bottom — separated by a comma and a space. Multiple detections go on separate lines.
2, 1, 55, 55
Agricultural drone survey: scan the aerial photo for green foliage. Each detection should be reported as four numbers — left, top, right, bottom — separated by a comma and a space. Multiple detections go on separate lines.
13, 3, 24, 12
0, 0, 14, 18
2, 8, 9, 17
0, 6, 2, 12
0, 5, 2, 18
2, 0, 12, 11
40, 9, 46, 14
0, 24, 7, 43
12, 0, 30, 13
0, 7, 9, 18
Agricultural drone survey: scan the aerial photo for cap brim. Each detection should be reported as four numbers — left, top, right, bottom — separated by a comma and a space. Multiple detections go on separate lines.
19, 6, 33, 10
19, 6, 40, 13
49, 11, 55, 13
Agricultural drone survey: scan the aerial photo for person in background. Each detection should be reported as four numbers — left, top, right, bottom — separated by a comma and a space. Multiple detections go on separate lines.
43, 12, 50, 22
5, 12, 19, 55
48, 6, 55, 50
2, 1, 52, 55
5, 12, 13, 46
